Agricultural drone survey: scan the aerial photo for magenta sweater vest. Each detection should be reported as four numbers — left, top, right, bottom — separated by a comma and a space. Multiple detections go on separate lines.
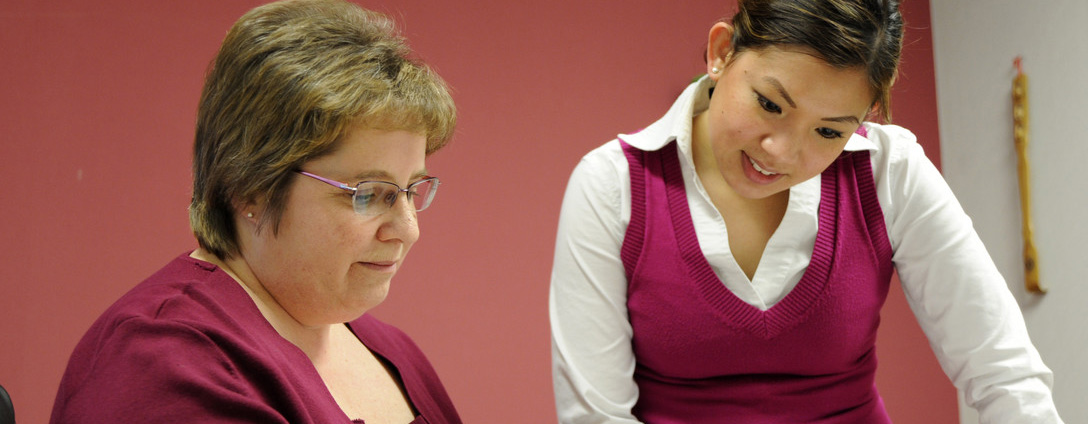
620, 139, 894, 423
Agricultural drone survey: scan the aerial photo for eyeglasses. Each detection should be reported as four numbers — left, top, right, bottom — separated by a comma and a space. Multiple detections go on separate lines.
297, 171, 440, 216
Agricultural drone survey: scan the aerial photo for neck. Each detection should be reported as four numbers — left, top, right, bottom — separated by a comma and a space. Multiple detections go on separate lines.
691, 111, 716, 178
189, 248, 337, 358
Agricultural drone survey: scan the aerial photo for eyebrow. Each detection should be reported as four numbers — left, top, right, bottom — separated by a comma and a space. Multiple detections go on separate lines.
763, 76, 797, 108
821, 115, 861, 125
351, 169, 431, 183
763, 76, 861, 125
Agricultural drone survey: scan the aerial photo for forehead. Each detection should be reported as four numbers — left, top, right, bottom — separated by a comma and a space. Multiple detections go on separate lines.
738, 46, 867, 81
314, 126, 427, 181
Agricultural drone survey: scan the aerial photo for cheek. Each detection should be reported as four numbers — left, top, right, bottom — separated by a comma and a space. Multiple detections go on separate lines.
715, 95, 764, 140
322, 216, 377, 250
279, 209, 369, 264
711, 116, 759, 160
276, 222, 370, 289
803, 142, 850, 174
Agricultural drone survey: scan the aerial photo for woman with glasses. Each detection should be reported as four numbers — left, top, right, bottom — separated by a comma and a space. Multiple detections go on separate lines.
50, 1, 460, 422
550, 0, 1062, 422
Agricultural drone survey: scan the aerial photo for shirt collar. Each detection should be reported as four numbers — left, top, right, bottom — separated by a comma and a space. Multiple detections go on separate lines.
844, 127, 877, 152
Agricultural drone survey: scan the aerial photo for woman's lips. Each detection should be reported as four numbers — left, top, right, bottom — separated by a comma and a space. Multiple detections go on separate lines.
741, 152, 783, 185
358, 260, 398, 272
749, 156, 777, 176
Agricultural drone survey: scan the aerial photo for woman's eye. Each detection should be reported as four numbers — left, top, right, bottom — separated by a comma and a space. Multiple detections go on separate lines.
757, 94, 782, 114
356, 192, 376, 204
816, 127, 844, 139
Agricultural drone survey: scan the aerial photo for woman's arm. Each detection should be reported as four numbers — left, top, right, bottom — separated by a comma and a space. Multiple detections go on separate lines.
550, 143, 644, 424
877, 127, 1063, 423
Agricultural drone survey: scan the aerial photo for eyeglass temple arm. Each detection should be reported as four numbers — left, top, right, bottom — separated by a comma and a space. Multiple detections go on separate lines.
298, 171, 355, 191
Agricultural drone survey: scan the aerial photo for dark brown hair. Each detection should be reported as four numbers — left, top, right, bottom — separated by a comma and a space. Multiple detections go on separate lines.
731, 0, 903, 121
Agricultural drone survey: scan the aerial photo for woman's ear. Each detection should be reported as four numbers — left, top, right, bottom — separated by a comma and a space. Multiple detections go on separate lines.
866, 102, 881, 123
706, 22, 735, 81
234, 199, 262, 227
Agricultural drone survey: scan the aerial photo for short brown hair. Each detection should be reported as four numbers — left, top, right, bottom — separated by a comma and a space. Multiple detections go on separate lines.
730, 0, 903, 121
189, 0, 456, 259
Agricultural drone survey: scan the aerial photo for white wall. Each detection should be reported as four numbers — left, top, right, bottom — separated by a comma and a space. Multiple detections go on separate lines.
930, 1, 1088, 422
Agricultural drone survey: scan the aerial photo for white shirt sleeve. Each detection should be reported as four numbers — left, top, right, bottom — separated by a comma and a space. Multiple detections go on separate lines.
876, 127, 1063, 423
550, 141, 644, 424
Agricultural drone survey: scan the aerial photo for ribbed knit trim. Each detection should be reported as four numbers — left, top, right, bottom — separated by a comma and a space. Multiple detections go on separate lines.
852, 152, 893, 262
621, 140, 649, 282
667, 150, 838, 339
620, 139, 889, 340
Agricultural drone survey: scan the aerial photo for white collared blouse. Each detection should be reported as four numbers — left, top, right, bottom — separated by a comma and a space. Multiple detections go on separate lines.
549, 76, 1063, 424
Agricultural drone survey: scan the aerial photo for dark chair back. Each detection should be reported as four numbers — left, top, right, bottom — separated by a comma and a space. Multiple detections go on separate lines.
0, 383, 14, 424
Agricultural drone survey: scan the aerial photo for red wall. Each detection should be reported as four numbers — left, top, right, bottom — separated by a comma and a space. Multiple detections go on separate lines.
0, 1, 951, 422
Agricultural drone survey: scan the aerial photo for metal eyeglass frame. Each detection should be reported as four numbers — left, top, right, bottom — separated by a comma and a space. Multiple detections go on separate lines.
297, 171, 440, 216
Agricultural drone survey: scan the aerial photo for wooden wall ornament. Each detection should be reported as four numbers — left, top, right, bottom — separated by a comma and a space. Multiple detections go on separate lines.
1012, 56, 1046, 294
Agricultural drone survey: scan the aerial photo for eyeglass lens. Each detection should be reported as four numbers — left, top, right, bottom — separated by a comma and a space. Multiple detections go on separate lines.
354, 179, 438, 215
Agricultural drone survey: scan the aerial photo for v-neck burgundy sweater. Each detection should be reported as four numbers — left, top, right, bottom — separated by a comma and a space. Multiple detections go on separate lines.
620, 139, 894, 423
50, 254, 461, 424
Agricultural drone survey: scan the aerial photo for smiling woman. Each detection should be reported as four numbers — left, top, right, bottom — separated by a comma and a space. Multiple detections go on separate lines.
48, 1, 461, 423
549, 0, 1064, 422
692, 45, 873, 235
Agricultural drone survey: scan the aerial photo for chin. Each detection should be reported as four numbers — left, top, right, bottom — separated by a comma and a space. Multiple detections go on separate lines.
725, 177, 781, 200
353, 285, 392, 312
330, 302, 383, 324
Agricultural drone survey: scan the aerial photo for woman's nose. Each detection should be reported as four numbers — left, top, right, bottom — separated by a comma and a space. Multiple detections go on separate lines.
760, 132, 800, 161
377, 196, 420, 244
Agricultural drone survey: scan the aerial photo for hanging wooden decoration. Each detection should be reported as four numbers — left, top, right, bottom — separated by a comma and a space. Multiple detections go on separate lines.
1012, 56, 1046, 294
